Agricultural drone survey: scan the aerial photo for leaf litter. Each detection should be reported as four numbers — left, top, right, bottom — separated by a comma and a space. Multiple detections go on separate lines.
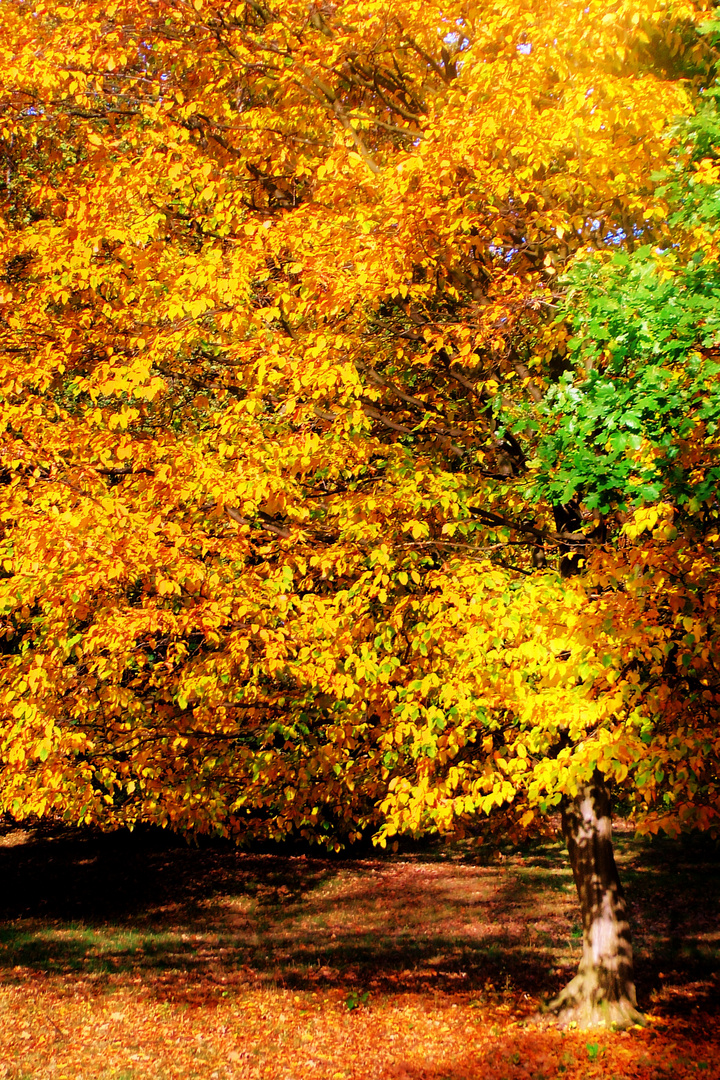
0, 823, 718, 1079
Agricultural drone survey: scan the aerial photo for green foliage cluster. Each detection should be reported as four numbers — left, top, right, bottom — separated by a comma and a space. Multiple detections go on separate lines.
528, 247, 720, 512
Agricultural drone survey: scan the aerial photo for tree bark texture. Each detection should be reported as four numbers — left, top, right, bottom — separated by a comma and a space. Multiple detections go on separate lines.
547, 770, 645, 1029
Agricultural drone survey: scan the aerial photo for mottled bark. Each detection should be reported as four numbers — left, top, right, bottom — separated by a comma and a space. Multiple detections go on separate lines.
547, 771, 645, 1029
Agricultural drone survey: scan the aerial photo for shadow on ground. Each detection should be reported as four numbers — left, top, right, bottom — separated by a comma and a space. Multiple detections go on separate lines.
0, 820, 717, 1021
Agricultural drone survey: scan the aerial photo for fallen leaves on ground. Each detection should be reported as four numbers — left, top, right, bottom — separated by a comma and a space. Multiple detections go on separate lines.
0, 825, 718, 1079
1, 979, 718, 1080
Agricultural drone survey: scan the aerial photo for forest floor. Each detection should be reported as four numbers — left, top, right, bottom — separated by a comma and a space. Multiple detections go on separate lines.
0, 821, 718, 1080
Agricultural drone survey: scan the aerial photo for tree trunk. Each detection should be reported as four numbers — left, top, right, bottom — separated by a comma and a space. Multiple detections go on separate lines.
546, 770, 645, 1029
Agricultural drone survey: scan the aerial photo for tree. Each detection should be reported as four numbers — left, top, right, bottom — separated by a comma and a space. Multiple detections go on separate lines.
1, 0, 719, 1028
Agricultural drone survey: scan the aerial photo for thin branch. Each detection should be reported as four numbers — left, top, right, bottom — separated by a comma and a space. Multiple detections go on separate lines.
332, 100, 381, 174
401, 33, 453, 83
469, 507, 590, 546
226, 506, 291, 539
362, 404, 465, 457
358, 361, 431, 412
513, 360, 543, 404
446, 366, 483, 396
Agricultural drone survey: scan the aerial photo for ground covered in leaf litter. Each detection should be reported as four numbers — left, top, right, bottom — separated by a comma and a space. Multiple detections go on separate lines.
0, 822, 718, 1080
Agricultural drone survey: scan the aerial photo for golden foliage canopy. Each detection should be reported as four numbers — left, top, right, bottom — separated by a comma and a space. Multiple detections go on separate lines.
0, 0, 719, 844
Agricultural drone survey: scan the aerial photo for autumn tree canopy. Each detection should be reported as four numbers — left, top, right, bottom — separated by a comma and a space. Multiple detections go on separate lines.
1, 0, 720, 1027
